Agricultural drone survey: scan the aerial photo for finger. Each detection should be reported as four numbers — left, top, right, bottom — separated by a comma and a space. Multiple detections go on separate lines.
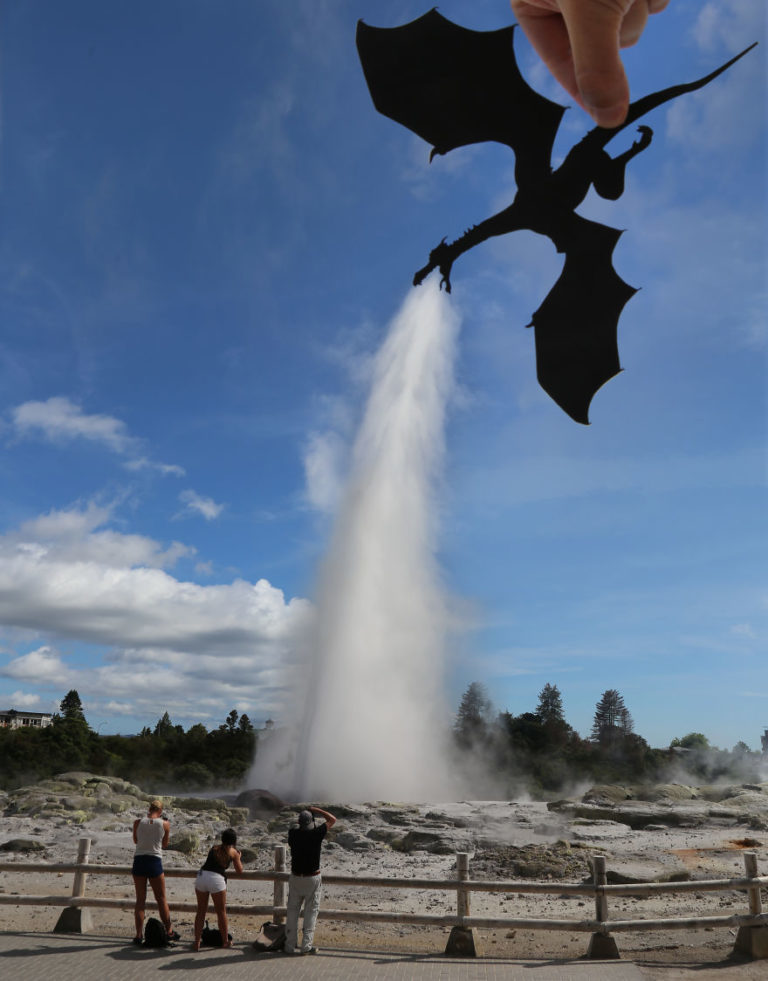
510, 4, 582, 106
558, 0, 632, 127
619, 0, 650, 48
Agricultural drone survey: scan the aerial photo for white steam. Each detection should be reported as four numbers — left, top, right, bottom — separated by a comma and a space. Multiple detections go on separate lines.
252, 282, 462, 801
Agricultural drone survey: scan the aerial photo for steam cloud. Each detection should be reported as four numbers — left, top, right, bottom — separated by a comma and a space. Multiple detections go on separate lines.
252, 282, 462, 801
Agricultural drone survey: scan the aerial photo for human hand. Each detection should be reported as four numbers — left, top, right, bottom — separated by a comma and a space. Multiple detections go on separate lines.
510, 1, 670, 127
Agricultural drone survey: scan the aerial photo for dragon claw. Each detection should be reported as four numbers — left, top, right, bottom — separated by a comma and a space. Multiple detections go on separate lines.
634, 125, 653, 151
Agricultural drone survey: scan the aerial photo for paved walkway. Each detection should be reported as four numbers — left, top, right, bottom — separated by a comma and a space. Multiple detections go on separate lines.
0, 932, 650, 980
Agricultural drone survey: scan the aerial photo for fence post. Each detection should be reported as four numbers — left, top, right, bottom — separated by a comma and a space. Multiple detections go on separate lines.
444, 851, 479, 957
54, 837, 93, 934
456, 851, 470, 918
273, 844, 286, 924
744, 852, 764, 916
733, 851, 768, 959
586, 855, 619, 959
72, 837, 91, 898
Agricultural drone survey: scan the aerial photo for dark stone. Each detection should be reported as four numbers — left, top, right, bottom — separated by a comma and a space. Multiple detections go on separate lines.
473, 841, 588, 881
165, 831, 199, 855
233, 788, 285, 818
0, 838, 45, 852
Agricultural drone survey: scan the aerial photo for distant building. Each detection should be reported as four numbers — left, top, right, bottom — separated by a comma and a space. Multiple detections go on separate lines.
0, 709, 53, 729
762, 728, 768, 754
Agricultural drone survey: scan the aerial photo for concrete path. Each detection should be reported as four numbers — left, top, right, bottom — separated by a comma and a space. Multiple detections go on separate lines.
0, 931, 654, 980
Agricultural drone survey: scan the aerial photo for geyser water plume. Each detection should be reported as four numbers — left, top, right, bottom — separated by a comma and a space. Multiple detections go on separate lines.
293, 282, 461, 801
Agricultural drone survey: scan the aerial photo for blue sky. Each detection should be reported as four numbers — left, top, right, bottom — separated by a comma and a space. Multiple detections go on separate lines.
0, 0, 765, 751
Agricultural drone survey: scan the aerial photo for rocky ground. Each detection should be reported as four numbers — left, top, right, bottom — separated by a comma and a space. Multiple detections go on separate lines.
1, 773, 767, 974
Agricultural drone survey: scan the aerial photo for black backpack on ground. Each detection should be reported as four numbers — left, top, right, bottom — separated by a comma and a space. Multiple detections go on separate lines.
201, 920, 233, 947
143, 917, 169, 948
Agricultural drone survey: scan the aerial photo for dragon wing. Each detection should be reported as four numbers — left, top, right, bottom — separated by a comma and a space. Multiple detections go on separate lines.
356, 9, 566, 185
538, 42, 758, 423
530, 216, 637, 425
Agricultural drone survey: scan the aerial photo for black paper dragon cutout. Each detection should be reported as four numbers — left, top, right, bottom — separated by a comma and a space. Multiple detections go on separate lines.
356, 10, 755, 423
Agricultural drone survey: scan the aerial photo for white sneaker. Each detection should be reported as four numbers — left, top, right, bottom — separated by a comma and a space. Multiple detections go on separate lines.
300, 947, 318, 955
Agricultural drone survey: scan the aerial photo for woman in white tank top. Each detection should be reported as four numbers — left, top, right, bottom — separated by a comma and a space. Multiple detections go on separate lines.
131, 799, 179, 944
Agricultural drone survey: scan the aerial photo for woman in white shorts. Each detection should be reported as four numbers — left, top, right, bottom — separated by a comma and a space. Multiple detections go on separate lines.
193, 827, 243, 950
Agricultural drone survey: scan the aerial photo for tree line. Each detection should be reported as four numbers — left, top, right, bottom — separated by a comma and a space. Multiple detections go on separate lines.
1, 685, 762, 794
0, 690, 259, 791
452, 681, 764, 795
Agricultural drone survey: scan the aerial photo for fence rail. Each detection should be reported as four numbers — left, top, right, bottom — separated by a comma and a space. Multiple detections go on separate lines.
1, 838, 766, 959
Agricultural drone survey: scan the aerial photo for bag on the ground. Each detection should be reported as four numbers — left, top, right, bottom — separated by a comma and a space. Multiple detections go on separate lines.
143, 917, 169, 947
201, 920, 232, 947
251, 920, 286, 952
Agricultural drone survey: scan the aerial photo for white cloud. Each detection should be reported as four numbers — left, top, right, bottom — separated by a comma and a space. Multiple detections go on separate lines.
693, 1, 764, 54
9, 396, 184, 475
0, 504, 312, 724
303, 431, 345, 514
12, 397, 135, 452
124, 457, 186, 477
731, 623, 756, 639
458, 444, 764, 513
3, 646, 71, 686
7, 690, 41, 708
220, 82, 296, 186
13, 502, 193, 569
177, 490, 225, 521
667, 1, 764, 155
104, 701, 134, 715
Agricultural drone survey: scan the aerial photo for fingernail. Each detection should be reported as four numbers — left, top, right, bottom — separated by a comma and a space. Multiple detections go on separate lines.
598, 109, 627, 128
585, 102, 628, 128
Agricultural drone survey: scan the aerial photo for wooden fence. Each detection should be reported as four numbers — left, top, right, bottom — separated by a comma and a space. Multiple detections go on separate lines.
1, 838, 767, 959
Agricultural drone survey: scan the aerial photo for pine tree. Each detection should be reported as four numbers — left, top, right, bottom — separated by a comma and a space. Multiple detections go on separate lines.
454, 682, 493, 749
60, 689, 86, 723
238, 713, 254, 733
618, 705, 634, 736
536, 683, 565, 725
51, 689, 92, 769
591, 689, 632, 743
154, 711, 174, 737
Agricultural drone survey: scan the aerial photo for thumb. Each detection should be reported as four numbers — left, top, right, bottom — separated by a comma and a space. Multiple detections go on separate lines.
560, 0, 631, 127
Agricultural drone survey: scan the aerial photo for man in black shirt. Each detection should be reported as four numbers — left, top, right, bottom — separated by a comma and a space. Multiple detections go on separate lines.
285, 804, 336, 955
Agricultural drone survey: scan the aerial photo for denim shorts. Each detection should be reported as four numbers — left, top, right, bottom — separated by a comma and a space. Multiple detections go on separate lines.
132, 854, 163, 878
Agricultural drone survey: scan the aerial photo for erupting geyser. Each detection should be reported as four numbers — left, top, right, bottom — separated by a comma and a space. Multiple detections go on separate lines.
253, 282, 461, 801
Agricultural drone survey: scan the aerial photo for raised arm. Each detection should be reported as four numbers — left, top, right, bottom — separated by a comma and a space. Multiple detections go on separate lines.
309, 805, 337, 830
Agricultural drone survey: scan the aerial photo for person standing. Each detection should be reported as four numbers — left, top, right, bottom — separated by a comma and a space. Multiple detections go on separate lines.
132, 799, 179, 944
285, 805, 336, 955
192, 827, 244, 950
